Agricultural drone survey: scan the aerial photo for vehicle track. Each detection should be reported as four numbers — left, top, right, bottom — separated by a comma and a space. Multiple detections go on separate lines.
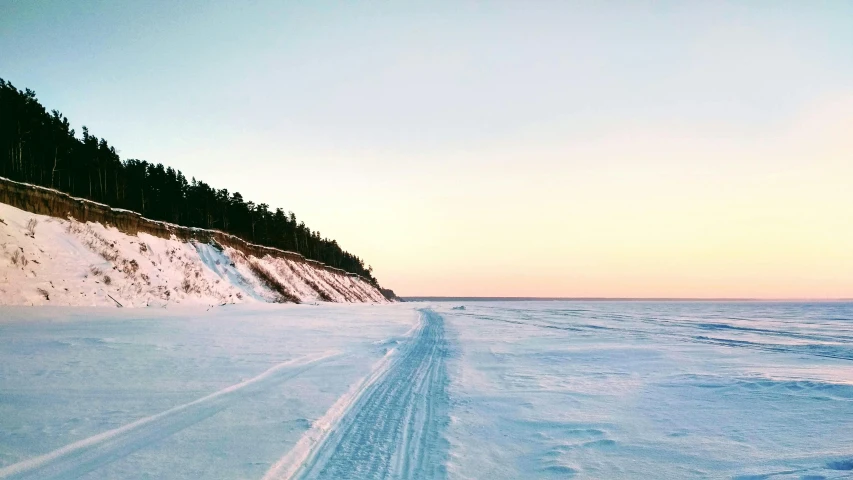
289, 309, 449, 480
0, 352, 338, 480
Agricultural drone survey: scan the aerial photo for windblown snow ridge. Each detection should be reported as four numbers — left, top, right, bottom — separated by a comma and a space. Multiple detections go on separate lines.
0, 199, 390, 306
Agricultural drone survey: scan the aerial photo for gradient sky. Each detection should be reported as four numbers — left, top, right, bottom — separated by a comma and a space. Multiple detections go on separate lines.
2, 1, 852, 298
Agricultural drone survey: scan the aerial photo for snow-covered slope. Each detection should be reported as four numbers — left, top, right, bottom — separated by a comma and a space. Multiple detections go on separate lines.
0, 202, 388, 307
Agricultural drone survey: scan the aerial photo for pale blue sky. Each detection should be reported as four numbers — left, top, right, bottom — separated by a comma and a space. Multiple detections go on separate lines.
2, 1, 852, 296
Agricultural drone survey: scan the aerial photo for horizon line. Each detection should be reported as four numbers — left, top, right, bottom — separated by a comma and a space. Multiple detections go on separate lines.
401, 296, 853, 302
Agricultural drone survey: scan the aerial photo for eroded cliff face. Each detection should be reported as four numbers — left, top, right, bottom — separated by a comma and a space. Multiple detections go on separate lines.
0, 176, 394, 306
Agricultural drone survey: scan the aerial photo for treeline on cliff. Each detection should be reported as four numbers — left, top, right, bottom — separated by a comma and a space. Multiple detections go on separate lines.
0, 78, 376, 281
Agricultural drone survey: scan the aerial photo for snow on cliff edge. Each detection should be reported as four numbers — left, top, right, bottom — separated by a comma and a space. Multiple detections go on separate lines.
0, 202, 388, 307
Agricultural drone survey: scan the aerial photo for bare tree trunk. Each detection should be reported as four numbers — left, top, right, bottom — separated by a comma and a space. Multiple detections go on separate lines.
51, 146, 58, 187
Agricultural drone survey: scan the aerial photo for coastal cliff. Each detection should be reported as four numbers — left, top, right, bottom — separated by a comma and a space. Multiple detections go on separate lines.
0, 176, 394, 306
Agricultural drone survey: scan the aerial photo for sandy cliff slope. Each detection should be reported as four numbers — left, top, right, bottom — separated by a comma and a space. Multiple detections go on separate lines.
0, 202, 388, 307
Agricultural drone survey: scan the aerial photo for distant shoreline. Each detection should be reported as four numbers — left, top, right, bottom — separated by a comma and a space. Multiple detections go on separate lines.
402, 297, 853, 302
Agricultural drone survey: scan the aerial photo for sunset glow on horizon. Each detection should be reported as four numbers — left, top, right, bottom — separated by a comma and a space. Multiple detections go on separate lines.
365, 95, 853, 299
3, 2, 851, 298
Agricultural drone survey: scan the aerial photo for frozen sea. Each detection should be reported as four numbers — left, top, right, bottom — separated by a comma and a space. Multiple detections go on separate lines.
1, 301, 852, 479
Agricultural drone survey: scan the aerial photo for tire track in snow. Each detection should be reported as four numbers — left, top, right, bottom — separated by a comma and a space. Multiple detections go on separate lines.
264, 309, 449, 480
0, 351, 339, 480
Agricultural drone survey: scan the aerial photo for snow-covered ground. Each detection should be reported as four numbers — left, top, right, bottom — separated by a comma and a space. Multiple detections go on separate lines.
0, 202, 387, 306
441, 301, 853, 479
0, 303, 420, 479
1, 301, 852, 479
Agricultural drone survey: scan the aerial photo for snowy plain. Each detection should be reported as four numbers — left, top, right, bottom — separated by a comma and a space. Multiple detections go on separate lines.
1, 301, 852, 479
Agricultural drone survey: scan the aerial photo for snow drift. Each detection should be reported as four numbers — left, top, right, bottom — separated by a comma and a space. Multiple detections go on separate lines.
0, 200, 389, 307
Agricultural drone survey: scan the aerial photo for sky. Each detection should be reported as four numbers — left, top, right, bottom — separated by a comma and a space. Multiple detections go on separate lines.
2, 1, 852, 298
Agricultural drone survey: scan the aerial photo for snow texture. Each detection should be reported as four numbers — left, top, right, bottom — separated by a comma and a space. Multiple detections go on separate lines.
440, 301, 853, 479
1, 301, 852, 479
0, 202, 387, 306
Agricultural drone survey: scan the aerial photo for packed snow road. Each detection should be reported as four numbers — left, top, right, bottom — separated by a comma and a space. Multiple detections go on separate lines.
267, 309, 449, 480
297, 309, 448, 479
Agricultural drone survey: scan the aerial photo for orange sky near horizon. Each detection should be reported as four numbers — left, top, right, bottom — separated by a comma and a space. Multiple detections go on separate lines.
352, 94, 853, 298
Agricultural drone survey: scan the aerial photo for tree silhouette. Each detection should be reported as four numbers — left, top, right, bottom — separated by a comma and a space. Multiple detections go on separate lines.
0, 77, 376, 282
